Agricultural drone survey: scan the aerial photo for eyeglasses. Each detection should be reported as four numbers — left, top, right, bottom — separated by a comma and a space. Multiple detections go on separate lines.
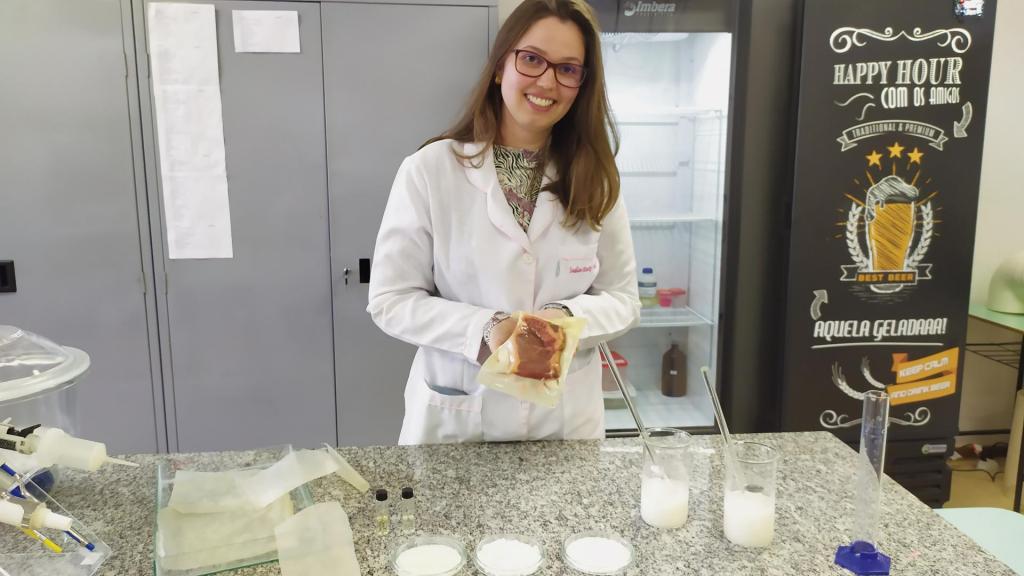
513, 49, 587, 88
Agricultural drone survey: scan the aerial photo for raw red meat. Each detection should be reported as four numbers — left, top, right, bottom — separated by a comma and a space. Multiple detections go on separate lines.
510, 314, 567, 380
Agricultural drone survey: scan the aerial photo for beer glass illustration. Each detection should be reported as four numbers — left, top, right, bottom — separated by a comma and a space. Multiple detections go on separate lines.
865, 175, 919, 273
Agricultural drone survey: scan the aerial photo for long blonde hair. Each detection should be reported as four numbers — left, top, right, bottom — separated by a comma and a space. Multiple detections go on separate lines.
425, 0, 620, 229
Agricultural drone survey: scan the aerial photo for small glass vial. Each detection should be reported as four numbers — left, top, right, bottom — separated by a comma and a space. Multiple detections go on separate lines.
398, 487, 416, 534
374, 489, 390, 535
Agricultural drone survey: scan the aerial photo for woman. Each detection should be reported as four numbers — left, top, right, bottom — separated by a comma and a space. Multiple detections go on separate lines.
368, 0, 640, 445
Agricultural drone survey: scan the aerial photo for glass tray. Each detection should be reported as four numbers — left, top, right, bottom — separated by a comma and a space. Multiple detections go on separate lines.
153, 445, 314, 576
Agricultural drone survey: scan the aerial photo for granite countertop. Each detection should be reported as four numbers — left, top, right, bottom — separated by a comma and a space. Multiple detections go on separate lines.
43, 431, 1012, 575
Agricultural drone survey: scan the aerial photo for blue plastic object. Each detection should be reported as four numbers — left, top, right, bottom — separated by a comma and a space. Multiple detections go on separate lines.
3, 466, 53, 498
835, 540, 891, 575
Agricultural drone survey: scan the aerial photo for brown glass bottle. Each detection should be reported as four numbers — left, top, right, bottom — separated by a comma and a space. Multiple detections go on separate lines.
661, 343, 687, 397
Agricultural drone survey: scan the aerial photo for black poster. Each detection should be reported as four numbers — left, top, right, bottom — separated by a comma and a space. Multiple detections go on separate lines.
781, 0, 997, 441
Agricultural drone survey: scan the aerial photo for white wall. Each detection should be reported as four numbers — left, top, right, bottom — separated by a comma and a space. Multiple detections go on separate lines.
970, 0, 1024, 305
499, 0, 523, 24
959, 2, 1024, 449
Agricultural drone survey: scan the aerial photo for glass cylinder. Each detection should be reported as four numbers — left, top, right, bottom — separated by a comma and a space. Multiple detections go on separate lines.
723, 441, 778, 547
640, 428, 692, 529
855, 390, 890, 547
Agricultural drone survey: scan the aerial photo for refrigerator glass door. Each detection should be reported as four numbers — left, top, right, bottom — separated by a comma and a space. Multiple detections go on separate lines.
600, 32, 731, 431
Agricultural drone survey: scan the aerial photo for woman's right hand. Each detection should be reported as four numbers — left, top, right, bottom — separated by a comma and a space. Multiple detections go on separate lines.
487, 316, 516, 353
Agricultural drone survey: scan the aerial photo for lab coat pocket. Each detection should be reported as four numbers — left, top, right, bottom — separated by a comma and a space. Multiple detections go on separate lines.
417, 381, 483, 443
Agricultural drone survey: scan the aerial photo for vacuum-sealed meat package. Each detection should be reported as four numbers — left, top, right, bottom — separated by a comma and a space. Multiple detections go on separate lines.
478, 312, 586, 407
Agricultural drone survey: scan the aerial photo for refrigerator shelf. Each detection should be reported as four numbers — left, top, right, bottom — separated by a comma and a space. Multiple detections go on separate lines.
638, 306, 712, 328
619, 159, 688, 175
630, 215, 716, 228
614, 107, 724, 125
605, 389, 714, 430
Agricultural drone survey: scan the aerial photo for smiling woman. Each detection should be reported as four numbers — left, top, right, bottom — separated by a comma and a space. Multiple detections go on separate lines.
427, 0, 620, 230
367, 0, 640, 445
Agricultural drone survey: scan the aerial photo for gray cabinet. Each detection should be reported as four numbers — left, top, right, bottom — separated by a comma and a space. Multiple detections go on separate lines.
0, 0, 162, 453
324, 1, 494, 445
140, 0, 494, 450
2, 0, 496, 452
139, 0, 336, 451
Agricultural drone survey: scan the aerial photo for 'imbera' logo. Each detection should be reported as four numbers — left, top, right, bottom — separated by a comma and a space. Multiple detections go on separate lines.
623, 0, 676, 17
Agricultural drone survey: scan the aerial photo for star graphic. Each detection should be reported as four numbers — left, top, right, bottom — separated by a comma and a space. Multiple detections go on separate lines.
866, 150, 883, 168
887, 141, 905, 158
907, 147, 924, 164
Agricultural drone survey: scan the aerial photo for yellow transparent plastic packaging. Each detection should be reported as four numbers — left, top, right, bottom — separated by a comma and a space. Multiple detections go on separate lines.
478, 313, 586, 407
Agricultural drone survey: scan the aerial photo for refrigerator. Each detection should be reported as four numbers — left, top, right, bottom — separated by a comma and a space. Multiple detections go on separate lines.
779, 0, 997, 506
585, 0, 798, 430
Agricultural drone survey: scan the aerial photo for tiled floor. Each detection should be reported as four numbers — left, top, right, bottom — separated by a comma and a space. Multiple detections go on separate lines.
945, 457, 1018, 511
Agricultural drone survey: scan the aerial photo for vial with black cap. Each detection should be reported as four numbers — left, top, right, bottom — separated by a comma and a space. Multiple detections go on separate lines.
374, 488, 390, 535
398, 487, 416, 534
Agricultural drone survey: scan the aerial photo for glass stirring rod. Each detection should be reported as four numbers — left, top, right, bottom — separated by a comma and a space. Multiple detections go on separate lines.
598, 342, 660, 471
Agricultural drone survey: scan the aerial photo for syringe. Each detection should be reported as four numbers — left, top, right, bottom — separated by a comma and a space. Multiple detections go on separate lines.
0, 422, 138, 471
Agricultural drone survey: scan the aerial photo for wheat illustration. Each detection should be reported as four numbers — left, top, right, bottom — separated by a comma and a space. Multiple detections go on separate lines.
845, 204, 870, 269
906, 202, 933, 268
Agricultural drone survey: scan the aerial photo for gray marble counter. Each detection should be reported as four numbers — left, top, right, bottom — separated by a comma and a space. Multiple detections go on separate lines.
43, 432, 1011, 575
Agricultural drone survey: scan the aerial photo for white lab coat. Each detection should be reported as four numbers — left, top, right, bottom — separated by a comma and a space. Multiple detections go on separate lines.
368, 140, 640, 445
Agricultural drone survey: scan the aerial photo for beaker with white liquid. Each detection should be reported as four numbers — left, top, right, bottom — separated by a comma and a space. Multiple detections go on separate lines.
723, 441, 778, 547
640, 428, 691, 529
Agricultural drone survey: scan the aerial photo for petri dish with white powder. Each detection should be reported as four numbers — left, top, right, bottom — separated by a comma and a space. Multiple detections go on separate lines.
390, 536, 466, 576
473, 534, 546, 576
562, 531, 634, 575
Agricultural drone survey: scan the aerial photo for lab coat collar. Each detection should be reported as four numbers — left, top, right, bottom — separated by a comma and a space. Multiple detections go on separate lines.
461, 142, 561, 252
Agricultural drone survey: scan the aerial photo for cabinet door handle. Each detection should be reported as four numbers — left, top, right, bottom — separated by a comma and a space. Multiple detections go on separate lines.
0, 260, 15, 293
359, 258, 371, 284
343, 268, 350, 286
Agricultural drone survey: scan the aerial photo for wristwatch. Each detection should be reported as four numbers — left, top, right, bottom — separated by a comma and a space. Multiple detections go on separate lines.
482, 312, 512, 348
541, 303, 574, 316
